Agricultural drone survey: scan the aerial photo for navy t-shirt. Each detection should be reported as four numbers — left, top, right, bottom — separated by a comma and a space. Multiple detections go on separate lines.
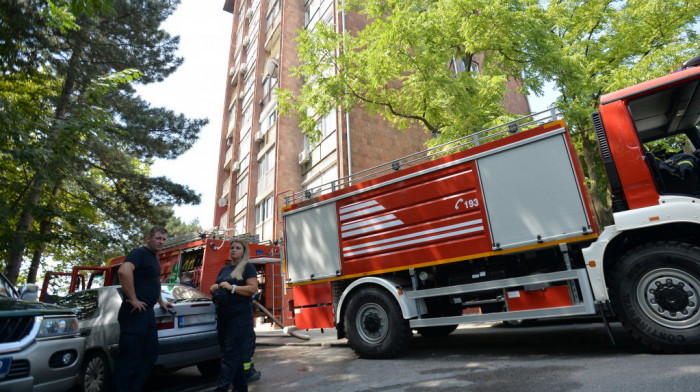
123, 246, 162, 307
215, 262, 257, 305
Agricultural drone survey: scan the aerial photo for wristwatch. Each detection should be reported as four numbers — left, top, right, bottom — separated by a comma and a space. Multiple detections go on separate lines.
230, 284, 237, 293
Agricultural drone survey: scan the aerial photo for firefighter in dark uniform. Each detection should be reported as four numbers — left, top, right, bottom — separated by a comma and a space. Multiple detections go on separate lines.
114, 227, 174, 392
210, 238, 258, 392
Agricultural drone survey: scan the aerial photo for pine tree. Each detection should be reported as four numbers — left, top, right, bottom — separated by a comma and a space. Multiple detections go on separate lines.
1, 0, 207, 284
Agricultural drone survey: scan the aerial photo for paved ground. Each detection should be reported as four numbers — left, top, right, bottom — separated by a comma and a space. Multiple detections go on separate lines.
255, 324, 348, 347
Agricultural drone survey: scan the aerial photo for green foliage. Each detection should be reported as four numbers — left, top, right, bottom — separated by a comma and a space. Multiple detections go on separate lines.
279, 0, 558, 148
1, 0, 207, 283
166, 215, 202, 237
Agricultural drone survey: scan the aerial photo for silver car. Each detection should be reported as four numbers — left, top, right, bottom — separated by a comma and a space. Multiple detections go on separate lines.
54, 284, 220, 392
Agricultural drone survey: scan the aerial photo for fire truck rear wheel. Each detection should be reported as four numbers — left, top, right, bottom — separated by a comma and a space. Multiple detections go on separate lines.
344, 286, 412, 359
610, 241, 700, 353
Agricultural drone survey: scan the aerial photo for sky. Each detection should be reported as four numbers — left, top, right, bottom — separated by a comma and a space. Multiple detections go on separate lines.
136, 1, 233, 228
138, 1, 556, 228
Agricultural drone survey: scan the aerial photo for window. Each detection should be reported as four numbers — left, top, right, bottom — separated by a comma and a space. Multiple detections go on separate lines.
305, 0, 333, 29
243, 72, 256, 109
249, 14, 260, 38
303, 164, 338, 196
241, 103, 253, 137
258, 147, 276, 193
262, 74, 278, 98
238, 5, 246, 26
236, 174, 248, 201
234, 215, 246, 236
262, 107, 277, 131
267, 0, 279, 30
454, 58, 465, 74
450, 58, 478, 75
248, 36, 259, 61
256, 195, 274, 225
54, 290, 100, 321
239, 132, 251, 172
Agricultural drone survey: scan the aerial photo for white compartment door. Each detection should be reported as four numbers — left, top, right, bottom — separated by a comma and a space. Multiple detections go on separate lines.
477, 132, 592, 250
284, 202, 341, 283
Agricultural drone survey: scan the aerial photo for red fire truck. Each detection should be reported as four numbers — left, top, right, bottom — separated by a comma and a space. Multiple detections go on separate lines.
281, 57, 700, 358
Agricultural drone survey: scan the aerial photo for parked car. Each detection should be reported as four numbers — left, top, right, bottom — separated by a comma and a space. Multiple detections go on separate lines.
53, 284, 220, 392
0, 272, 85, 392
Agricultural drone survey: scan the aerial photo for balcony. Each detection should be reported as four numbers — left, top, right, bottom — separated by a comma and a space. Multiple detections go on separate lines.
257, 170, 274, 195
219, 211, 228, 229
234, 195, 247, 216
227, 113, 236, 139
222, 175, 231, 198
264, 11, 281, 52
223, 145, 233, 170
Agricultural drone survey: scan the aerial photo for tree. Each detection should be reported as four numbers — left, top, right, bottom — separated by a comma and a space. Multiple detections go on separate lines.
1, 0, 207, 285
542, 0, 700, 226
278, 0, 558, 145
278, 0, 700, 227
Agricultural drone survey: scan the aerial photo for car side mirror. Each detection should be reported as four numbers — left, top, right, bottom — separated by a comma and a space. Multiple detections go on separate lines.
20, 284, 38, 301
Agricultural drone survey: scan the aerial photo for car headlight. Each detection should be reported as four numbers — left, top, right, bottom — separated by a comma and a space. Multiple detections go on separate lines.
37, 316, 79, 338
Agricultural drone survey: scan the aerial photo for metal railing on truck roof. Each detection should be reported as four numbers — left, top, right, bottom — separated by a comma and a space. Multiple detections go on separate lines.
284, 107, 561, 206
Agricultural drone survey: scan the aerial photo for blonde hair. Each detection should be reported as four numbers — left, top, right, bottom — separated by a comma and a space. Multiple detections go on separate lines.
229, 238, 250, 280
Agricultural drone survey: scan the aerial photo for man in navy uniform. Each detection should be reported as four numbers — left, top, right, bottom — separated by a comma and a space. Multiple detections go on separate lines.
114, 227, 174, 392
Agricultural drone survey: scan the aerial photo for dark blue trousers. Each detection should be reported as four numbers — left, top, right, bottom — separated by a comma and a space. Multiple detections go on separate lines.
215, 304, 253, 392
114, 304, 158, 392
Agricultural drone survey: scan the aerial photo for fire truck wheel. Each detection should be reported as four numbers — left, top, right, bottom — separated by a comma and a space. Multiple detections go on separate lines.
610, 241, 700, 353
344, 286, 412, 359
81, 351, 111, 392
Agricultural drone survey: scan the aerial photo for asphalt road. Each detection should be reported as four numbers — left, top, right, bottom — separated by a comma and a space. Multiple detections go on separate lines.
142, 320, 700, 392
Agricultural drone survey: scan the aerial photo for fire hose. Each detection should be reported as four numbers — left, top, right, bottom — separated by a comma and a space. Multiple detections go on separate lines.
252, 299, 310, 341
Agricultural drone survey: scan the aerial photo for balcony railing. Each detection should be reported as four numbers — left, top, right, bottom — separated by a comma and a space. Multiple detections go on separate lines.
223, 145, 233, 170
222, 175, 231, 198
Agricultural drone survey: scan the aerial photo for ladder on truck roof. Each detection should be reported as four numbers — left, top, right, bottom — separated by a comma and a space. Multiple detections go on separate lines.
284, 107, 561, 206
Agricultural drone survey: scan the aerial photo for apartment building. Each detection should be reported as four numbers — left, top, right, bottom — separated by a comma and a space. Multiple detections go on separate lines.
215, 0, 530, 243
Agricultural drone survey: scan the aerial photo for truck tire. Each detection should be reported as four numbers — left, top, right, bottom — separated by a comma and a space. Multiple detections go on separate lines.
344, 286, 412, 358
610, 241, 700, 353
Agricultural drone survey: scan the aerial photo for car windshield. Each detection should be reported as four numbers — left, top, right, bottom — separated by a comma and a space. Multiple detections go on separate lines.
161, 284, 211, 303
0, 273, 19, 300
53, 290, 99, 321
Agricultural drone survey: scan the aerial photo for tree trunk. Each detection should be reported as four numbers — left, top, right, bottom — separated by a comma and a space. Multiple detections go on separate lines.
27, 218, 52, 284
5, 179, 41, 285
4, 37, 83, 285
27, 183, 61, 283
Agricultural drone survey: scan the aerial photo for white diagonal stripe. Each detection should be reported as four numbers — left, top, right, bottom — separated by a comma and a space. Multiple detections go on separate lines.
339, 205, 386, 221
343, 219, 483, 251
341, 215, 398, 231
343, 226, 484, 257
339, 200, 379, 214
341, 220, 404, 238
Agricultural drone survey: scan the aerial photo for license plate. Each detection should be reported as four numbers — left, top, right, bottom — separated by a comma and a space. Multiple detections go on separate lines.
178, 313, 216, 327
0, 357, 11, 380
